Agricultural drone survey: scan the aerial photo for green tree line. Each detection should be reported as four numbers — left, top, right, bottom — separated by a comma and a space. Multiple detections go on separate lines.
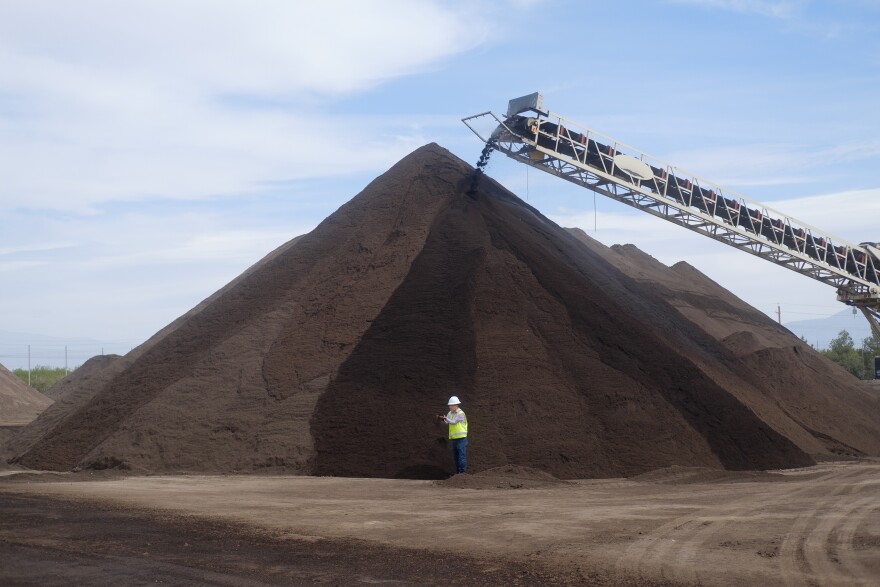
820, 330, 880, 380
13, 365, 71, 394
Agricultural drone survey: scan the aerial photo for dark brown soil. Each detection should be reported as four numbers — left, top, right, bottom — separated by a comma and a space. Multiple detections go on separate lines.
0, 363, 52, 426
1, 492, 660, 586
7, 144, 878, 479
437, 465, 572, 489
568, 230, 880, 458
310, 151, 811, 478
0, 427, 21, 452
44, 355, 121, 400
5, 461, 877, 587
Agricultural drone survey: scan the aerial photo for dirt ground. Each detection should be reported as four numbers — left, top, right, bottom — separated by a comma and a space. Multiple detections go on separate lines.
1, 460, 878, 586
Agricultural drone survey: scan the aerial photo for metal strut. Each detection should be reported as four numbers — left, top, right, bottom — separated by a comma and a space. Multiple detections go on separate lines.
856, 306, 880, 341
462, 93, 880, 338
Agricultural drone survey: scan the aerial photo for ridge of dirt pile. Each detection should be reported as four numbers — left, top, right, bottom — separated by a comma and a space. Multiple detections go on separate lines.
44, 355, 122, 401
0, 363, 52, 427
567, 228, 880, 459
9, 143, 876, 479
2, 237, 307, 465
436, 465, 571, 489
11, 145, 459, 474
2, 355, 124, 462
310, 159, 811, 478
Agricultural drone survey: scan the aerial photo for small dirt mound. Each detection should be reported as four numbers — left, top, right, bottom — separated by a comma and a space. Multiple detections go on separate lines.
435, 465, 571, 490
45, 354, 122, 401
0, 363, 52, 426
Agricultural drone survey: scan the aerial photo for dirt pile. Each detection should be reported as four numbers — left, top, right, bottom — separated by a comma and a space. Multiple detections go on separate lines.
45, 355, 122, 401
437, 465, 571, 489
8, 144, 877, 478
0, 363, 52, 426
1, 355, 124, 462
567, 230, 880, 458
1, 236, 307, 463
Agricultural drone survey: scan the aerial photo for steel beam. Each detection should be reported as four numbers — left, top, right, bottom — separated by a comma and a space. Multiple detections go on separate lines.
463, 105, 879, 324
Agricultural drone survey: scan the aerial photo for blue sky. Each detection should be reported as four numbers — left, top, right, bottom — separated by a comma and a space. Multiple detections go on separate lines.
2, 0, 879, 368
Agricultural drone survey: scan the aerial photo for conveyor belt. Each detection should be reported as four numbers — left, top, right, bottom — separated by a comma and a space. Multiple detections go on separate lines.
463, 94, 880, 338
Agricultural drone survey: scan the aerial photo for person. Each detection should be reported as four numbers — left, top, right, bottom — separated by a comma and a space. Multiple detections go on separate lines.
436, 396, 468, 474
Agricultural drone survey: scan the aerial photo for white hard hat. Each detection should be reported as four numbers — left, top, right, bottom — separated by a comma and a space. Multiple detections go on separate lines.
447, 396, 461, 405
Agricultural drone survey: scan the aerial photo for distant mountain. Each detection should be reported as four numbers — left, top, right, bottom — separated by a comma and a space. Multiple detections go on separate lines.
784, 309, 873, 350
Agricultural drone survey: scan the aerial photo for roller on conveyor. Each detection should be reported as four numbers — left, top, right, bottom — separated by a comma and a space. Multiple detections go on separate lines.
463, 93, 880, 339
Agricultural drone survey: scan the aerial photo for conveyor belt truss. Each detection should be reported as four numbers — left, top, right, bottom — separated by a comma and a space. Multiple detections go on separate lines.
462, 95, 880, 338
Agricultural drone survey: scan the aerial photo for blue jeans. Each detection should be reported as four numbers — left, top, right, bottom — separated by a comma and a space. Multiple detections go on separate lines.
451, 437, 468, 474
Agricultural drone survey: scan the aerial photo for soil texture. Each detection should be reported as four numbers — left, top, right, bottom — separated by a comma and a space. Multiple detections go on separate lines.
567, 231, 880, 459
0, 363, 52, 426
2, 459, 877, 586
44, 355, 122, 401
0, 493, 615, 586
5, 144, 879, 479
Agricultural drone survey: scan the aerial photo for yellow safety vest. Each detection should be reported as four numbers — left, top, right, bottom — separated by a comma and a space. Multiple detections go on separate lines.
447, 409, 468, 439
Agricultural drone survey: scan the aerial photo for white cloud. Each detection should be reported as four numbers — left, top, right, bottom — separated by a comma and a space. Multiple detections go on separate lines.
0, 1, 489, 212
547, 187, 880, 319
0, 206, 313, 341
663, 141, 880, 190
0, 1, 486, 96
0, 0, 522, 345
668, 0, 801, 18
0, 242, 76, 256
772, 188, 880, 244
81, 228, 299, 270
548, 189, 880, 250
0, 109, 431, 211
0, 260, 49, 273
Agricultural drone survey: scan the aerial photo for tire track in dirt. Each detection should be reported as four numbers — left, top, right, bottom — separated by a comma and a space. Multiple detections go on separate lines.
615, 500, 703, 580
615, 486, 767, 583
666, 470, 841, 575
614, 470, 735, 580
669, 504, 785, 584
777, 464, 876, 587
615, 467, 836, 580
664, 485, 805, 585
796, 496, 873, 586
615, 464, 870, 585
684, 466, 872, 586
834, 498, 879, 582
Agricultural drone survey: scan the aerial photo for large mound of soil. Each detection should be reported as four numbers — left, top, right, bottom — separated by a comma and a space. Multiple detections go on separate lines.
568, 231, 880, 458
0, 363, 52, 426
8, 144, 878, 478
1, 237, 307, 463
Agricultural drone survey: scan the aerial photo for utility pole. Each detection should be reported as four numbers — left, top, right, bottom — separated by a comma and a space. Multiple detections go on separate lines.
65, 345, 68, 375
27, 344, 31, 386
777, 304, 782, 325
